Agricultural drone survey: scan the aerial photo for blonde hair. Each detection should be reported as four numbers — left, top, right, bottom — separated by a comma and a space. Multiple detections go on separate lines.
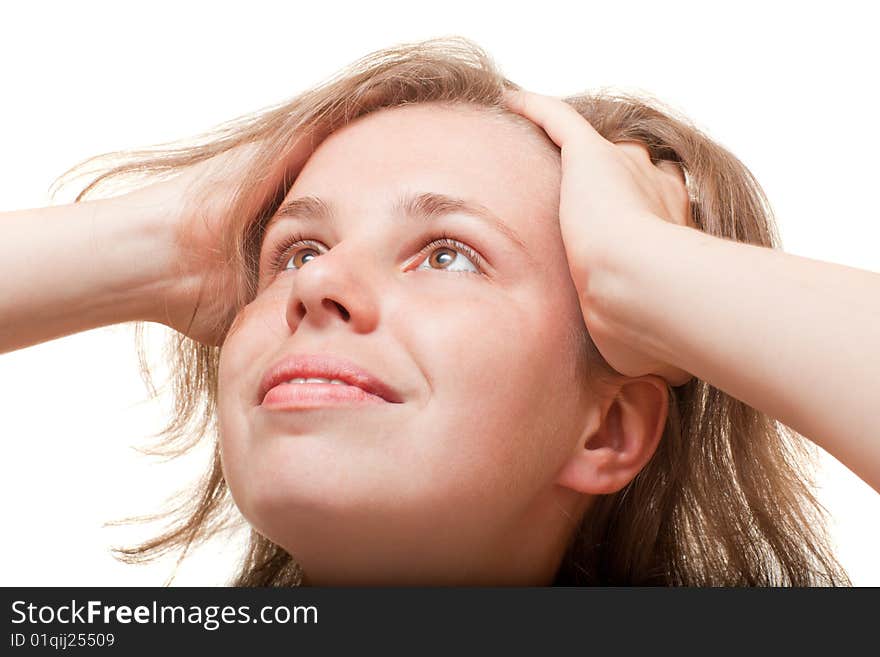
55, 36, 849, 586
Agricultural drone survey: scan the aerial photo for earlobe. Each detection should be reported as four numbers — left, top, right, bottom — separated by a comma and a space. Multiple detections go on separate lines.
555, 376, 669, 495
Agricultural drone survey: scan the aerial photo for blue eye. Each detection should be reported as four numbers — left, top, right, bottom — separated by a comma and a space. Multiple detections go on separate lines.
266, 233, 486, 276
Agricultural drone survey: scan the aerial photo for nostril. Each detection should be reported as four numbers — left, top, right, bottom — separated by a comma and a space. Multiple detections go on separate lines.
322, 299, 350, 321
335, 301, 350, 321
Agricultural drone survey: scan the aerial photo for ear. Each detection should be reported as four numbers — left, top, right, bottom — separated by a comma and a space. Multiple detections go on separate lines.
555, 375, 669, 495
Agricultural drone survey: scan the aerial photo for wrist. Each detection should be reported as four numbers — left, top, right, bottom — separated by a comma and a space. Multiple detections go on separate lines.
89, 189, 183, 326
580, 217, 698, 365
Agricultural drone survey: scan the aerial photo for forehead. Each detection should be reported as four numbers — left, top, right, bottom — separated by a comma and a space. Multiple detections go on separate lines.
287, 103, 560, 228
310, 101, 557, 162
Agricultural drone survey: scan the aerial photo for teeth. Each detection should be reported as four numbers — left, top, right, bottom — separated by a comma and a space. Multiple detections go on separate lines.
285, 377, 348, 385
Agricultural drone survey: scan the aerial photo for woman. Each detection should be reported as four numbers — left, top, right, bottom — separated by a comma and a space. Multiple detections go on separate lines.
2, 37, 874, 585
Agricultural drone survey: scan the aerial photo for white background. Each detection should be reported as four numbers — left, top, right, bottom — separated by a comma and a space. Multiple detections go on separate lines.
1, 1, 877, 585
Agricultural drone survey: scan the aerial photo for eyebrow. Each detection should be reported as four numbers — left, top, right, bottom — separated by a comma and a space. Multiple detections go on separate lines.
265, 191, 532, 256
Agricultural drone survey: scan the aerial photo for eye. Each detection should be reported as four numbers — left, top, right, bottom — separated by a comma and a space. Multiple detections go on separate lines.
267, 233, 321, 272
265, 232, 486, 276
412, 236, 483, 275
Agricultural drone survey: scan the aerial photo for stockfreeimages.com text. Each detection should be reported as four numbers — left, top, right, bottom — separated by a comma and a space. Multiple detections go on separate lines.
11, 599, 317, 631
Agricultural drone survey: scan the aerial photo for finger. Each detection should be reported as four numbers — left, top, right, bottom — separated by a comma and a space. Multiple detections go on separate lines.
656, 159, 687, 186
654, 162, 693, 228
503, 88, 606, 150
615, 141, 654, 169
618, 142, 682, 188
615, 143, 692, 228
669, 373, 695, 387
665, 367, 695, 388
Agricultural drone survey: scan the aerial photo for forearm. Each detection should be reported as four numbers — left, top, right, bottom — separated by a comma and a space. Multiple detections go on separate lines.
0, 194, 176, 354
598, 221, 880, 493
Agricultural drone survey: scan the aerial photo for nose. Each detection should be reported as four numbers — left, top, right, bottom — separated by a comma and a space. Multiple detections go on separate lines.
284, 241, 381, 335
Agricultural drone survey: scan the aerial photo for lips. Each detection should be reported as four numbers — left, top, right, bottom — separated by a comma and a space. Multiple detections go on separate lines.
258, 353, 404, 405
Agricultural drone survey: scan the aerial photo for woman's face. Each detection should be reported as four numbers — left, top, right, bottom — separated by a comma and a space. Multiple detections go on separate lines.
218, 102, 596, 584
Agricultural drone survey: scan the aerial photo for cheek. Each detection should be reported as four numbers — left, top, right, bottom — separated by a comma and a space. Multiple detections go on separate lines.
417, 279, 579, 403
216, 298, 284, 519
410, 288, 583, 495
216, 342, 252, 520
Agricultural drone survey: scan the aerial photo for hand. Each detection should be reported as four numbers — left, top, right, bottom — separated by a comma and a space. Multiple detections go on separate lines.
131, 134, 318, 346
502, 87, 695, 387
